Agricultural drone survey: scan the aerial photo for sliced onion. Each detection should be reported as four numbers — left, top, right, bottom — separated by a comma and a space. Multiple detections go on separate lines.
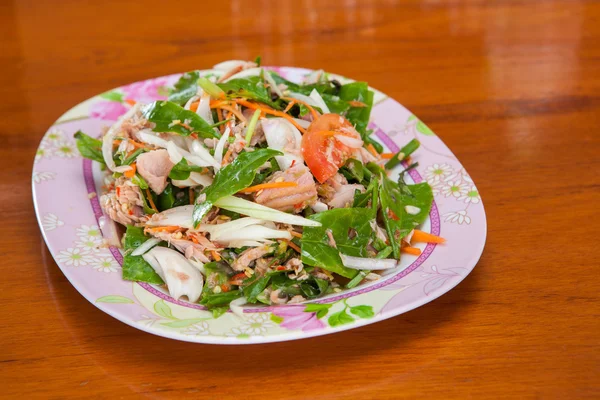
293, 118, 311, 129
98, 215, 121, 248
339, 253, 399, 270
143, 247, 204, 302
262, 118, 304, 170
230, 296, 248, 318
222, 67, 262, 82
311, 201, 329, 213
213, 126, 231, 170
131, 237, 161, 256
171, 171, 213, 188
287, 92, 320, 108
145, 205, 195, 229
195, 217, 265, 238
102, 104, 140, 172
334, 134, 363, 148
166, 141, 183, 164
309, 89, 330, 114
137, 130, 170, 148
196, 91, 214, 124
213, 60, 247, 71
264, 69, 283, 98
214, 196, 321, 227
184, 95, 199, 110
191, 140, 220, 169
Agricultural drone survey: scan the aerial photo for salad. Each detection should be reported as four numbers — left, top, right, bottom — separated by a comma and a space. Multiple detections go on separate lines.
75, 59, 444, 317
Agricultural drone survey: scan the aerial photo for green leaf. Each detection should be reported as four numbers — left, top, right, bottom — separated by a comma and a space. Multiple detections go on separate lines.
328, 309, 355, 327
349, 305, 374, 319
338, 82, 374, 136
192, 148, 282, 227
100, 91, 124, 102
168, 158, 205, 180
96, 295, 134, 304
160, 318, 209, 328
243, 275, 272, 304
74, 131, 104, 164
141, 101, 218, 138
199, 290, 242, 308
269, 71, 336, 96
304, 303, 333, 313
154, 300, 175, 319
121, 226, 164, 284
300, 277, 329, 299
270, 314, 284, 324
301, 208, 376, 278
157, 183, 189, 211
416, 120, 435, 136
218, 76, 273, 105
168, 71, 200, 106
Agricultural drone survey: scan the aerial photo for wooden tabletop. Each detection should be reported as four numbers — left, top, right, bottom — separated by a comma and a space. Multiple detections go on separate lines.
2, 0, 599, 398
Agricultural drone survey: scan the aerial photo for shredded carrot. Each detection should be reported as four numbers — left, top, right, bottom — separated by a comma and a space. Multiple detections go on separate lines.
217, 105, 247, 122
276, 266, 286, 271
125, 99, 137, 106
380, 153, 395, 159
190, 236, 199, 244
290, 231, 303, 239
283, 100, 296, 113
286, 240, 301, 253
412, 230, 446, 244
233, 99, 307, 134
189, 188, 195, 205
387, 209, 400, 221
348, 100, 367, 108
401, 246, 422, 256
222, 146, 234, 165
116, 187, 121, 197
211, 250, 222, 261
190, 101, 199, 112
220, 284, 230, 292
239, 181, 298, 194
124, 163, 136, 178
282, 97, 319, 119
145, 188, 158, 213
147, 226, 181, 232
229, 273, 247, 285
366, 143, 379, 157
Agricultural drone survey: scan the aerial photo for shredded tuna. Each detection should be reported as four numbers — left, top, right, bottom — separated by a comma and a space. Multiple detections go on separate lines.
327, 184, 365, 209
270, 289, 288, 305
100, 177, 145, 226
232, 245, 272, 271
288, 295, 306, 304
217, 61, 257, 82
254, 164, 317, 213
136, 149, 175, 194
148, 230, 213, 263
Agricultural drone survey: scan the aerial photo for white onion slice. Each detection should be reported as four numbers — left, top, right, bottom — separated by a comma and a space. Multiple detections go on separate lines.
264, 70, 283, 98
230, 296, 248, 318
309, 89, 331, 114
171, 171, 213, 188
311, 201, 329, 213
191, 140, 220, 169
166, 141, 183, 164
98, 215, 121, 248
261, 118, 304, 170
293, 118, 311, 129
137, 130, 170, 148
214, 196, 321, 227
339, 253, 399, 270
334, 134, 364, 148
131, 238, 161, 256
184, 95, 199, 110
213, 60, 247, 71
195, 217, 265, 238
213, 127, 231, 170
102, 104, 140, 172
222, 67, 262, 82
145, 205, 195, 229
287, 92, 320, 108
143, 247, 204, 302
196, 92, 214, 124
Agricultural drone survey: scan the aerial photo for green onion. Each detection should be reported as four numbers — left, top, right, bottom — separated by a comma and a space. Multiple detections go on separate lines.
376, 246, 393, 259
346, 270, 368, 289
131, 173, 149, 189
384, 139, 420, 170
121, 148, 145, 165
244, 109, 262, 146
197, 77, 225, 98
210, 119, 232, 129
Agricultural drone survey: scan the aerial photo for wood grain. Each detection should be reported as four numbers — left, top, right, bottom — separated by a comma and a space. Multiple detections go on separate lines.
1, 0, 599, 398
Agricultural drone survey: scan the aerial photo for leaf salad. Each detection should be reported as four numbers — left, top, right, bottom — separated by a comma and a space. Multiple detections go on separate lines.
76, 59, 444, 315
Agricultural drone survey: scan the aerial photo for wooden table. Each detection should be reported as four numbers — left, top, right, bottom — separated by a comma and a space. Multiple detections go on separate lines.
2, 0, 598, 398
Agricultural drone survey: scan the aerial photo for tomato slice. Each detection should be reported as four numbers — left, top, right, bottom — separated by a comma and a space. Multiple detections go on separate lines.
301, 114, 359, 183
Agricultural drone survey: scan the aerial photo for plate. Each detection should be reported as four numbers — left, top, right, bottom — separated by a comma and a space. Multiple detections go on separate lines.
32, 67, 486, 344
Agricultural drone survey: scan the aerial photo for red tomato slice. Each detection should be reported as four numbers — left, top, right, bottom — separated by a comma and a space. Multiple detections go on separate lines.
301, 114, 359, 184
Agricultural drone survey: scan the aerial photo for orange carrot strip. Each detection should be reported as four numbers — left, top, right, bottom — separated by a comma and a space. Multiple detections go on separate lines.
211, 250, 222, 261
124, 163, 136, 178
190, 101, 199, 112
290, 231, 303, 239
147, 226, 181, 232
222, 146, 234, 165
239, 182, 298, 194
233, 99, 307, 134
366, 143, 379, 157
145, 188, 158, 213
401, 246, 422, 256
380, 153, 395, 159
348, 100, 367, 108
282, 97, 319, 119
283, 100, 296, 113
286, 240, 301, 253
412, 230, 446, 244
189, 188, 195, 205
